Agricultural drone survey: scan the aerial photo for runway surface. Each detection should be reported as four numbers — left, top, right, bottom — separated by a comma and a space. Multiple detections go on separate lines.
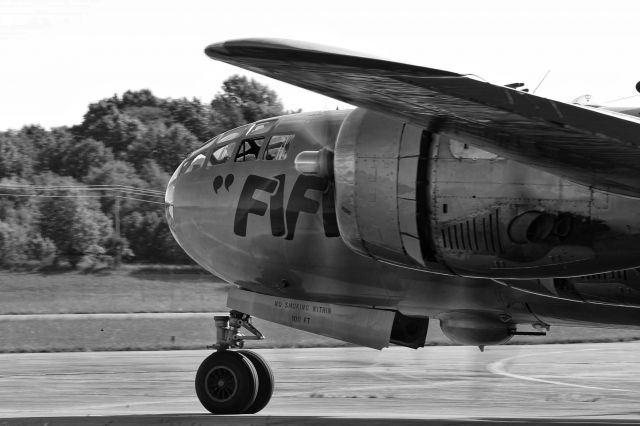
1, 343, 639, 425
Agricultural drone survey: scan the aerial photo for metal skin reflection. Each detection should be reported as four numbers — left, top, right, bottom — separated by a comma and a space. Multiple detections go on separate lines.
165, 109, 640, 414
163, 39, 640, 415
166, 109, 640, 325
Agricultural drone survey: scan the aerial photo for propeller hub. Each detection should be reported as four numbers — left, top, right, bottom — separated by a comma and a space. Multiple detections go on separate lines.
294, 148, 334, 179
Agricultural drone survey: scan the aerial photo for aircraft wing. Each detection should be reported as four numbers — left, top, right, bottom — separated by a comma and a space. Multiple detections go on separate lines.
205, 38, 640, 198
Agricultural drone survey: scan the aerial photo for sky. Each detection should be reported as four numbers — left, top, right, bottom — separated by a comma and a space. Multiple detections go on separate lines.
1, 0, 639, 130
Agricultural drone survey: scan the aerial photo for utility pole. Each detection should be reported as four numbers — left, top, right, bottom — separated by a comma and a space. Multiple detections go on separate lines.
114, 195, 121, 266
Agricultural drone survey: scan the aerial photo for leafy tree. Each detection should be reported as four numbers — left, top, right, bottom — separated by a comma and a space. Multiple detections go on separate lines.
37, 185, 112, 266
0, 213, 55, 267
0, 129, 38, 179
85, 160, 149, 216
25, 231, 57, 263
0, 133, 29, 179
118, 90, 168, 125
80, 110, 146, 153
102, 234, 134, 262
119, 89, 159, 108
128, 123, 199, 173
75, 98, 118, 134
122, 105, 167, 125
0, 177, 38, 228
36, 127, 75, 175
121, 211, 156, 262
211, 75, 285, 131
165, 97, 212, 141
121, 210, 190, 263
152, 218, 192, 263
63, 138, 114, 179
19, 125, 51, 152
0, 74, 293, 267
137, 159, 170, 192
0, 221, 29, 266
0, 177, 45, 264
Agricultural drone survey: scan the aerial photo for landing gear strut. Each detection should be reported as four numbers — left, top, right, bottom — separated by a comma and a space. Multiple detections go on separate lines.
195, 311, 274, 414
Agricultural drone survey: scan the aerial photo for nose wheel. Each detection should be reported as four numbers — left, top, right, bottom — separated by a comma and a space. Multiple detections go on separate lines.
237, 350, 274, 414
195, 311, 274, 414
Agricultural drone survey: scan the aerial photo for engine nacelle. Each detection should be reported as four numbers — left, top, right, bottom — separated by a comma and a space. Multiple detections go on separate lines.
334, 108, 435, 269
439, 311, 514, 346
333, 108, 640, 278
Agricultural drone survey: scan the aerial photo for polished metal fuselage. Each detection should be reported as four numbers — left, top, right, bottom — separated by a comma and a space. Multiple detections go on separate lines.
166, 110, 640, 332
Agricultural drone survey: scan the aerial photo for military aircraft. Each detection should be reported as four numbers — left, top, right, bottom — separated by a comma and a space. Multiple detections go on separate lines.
164, 38, 640, 414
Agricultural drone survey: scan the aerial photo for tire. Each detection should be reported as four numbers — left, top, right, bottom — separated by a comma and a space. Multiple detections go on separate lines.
238, 350, 274, 414
195, 351, 258, 414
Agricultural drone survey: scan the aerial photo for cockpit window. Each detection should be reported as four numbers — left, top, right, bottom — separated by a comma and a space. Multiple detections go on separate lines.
210, 123, 250, 148
219, 131, 242, 144
235, 138, 265, 162
210, 143, 234, 166
264, 135, 295, 160
185, 154, 207, 172
246, 119, 277, 136
181, 141, 215, 175
199, 134, 220, 148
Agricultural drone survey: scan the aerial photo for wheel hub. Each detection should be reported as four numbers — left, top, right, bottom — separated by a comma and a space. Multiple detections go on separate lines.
195, 314, 273, 414
205, 366, 237, 402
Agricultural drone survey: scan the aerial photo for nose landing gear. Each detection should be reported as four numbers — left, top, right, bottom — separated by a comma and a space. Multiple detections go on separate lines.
195, 311, 274, 414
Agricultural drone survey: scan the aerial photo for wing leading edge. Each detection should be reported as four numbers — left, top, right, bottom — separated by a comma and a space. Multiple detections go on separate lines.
205, 38, 640, 198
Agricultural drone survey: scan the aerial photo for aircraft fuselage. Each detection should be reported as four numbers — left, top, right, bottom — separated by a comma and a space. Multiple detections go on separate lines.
165, 109, 640, 334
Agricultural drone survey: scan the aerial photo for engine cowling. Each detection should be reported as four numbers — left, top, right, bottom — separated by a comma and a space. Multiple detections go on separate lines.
333, 108, 640, 279
334, 108, 439, 270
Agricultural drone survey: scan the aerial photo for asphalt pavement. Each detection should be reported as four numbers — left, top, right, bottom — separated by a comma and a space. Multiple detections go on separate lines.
1, 343, 639, 425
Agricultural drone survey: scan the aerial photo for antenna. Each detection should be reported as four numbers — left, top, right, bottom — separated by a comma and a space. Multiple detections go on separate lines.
602, 82, 640, 104
603, 94, 639, 104
532, 70, 551, 95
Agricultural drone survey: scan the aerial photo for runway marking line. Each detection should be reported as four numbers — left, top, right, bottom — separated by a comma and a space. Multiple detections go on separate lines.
487, 348, 637, 393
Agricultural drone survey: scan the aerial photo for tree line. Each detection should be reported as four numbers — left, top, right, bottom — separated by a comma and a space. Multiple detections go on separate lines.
0, 75, 288, 268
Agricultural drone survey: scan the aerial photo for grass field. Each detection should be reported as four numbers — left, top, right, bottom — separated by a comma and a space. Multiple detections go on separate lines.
2, 314, 640, 353
0, 315, 346, 352
1, 267, 640, 352
0, 267, 228, 314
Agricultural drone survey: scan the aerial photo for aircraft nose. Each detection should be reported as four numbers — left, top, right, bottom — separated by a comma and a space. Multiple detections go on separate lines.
165, 162, 183, 224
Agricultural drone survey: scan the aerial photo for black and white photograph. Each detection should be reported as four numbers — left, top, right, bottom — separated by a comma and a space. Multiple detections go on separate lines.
1, 1, 640, 424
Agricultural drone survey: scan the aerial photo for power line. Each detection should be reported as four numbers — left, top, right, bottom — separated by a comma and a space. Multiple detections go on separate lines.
0, 184, 165, 196
0, 186, 164, 198
0, 183, 164, 191
0, 193, 166, 205
0, 186, 165, 203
